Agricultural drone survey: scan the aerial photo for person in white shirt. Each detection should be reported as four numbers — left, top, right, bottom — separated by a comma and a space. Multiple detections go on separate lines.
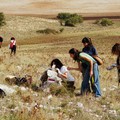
50, 59, 75, 91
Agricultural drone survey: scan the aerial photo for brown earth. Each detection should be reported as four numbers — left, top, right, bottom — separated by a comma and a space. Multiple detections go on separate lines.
0, 0, 120, 19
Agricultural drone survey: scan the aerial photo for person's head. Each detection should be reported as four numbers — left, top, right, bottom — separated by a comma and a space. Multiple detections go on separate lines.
111, 43, 120, 55
11, 37, 15, 40
69, 48, 79, 61
82, 37, 92, 47
50, 59, 63, 69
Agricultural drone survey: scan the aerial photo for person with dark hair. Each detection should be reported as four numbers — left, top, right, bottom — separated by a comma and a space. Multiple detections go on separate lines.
82, 37, 97, 56
111, 43, 120, 86
10, 37, 17, 56
68, 48, 101, 97
50, 59, 75, 91
0, 36, 3, 48
82, 37, 98, 94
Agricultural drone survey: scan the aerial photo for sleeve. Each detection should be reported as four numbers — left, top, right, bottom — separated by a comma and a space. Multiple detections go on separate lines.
92, 46, 98, 55
60, 66, 68, 74
82, 48, 85, 52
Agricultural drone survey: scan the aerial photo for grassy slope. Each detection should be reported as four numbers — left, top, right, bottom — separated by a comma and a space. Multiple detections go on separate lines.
0, 15, 120, 120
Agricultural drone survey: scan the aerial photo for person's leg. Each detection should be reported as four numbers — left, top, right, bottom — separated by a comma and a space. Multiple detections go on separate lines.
93, 63, 101, 97
81, 66, 90, 95
82, 65, 91, 93
10, 48, 13, 56
13, 46, 16, 55
66, 81, 75, 91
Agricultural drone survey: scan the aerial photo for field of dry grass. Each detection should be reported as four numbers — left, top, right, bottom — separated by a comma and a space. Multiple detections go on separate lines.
0, 14, 120, 120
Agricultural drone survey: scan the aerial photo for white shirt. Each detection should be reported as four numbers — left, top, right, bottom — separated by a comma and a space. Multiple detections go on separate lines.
11, 40, 16, 45
60, 66, 74, 82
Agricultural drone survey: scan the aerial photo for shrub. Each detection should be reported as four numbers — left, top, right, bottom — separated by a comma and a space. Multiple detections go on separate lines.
36, 28, 59, 34
0, 12, 6, 27
65, 19, 75, 27
57, 13, 71, 20
57, 13, 83, 27
95, 18, 113, 26
59, 28, 64, 33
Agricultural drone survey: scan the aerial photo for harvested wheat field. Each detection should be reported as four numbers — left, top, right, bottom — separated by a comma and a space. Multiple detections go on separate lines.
0, 0, 120, 120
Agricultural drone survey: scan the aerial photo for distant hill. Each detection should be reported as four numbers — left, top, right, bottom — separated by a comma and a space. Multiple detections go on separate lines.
0, 0, 120, 17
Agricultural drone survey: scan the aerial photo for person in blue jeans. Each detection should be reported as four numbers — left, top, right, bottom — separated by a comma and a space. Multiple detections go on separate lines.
81, 37, 98, 94
68, 48, 101, 97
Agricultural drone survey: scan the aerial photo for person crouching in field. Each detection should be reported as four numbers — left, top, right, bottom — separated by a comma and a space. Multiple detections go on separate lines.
68, 48, 101, 97
50, 59, 75, 91
9, 37, 17, 56
111, 43, 120, 86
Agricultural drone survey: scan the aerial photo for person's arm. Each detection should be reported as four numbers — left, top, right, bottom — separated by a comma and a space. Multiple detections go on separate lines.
67, 62, 82, 72
56, 68, 67, 79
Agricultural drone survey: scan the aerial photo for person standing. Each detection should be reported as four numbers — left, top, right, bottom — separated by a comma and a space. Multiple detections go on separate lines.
10, 37, 16, 56
81, 37, 98, 93
68, 48, 101, 97
111, 43, 120, 86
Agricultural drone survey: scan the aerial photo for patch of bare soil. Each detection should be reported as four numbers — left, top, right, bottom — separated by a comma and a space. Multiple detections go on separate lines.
0, 0, 120, 18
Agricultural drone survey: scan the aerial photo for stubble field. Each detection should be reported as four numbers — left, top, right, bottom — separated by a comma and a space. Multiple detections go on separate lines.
0, 14, 120, 120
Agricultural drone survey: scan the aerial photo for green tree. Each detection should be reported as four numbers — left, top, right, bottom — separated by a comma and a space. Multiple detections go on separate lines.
95, 18, 113, 26
0, 12, 6, 27
57, 13, 83, 27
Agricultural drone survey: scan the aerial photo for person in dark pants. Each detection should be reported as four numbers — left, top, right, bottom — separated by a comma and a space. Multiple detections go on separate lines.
0, 36, 3, 48
50, 59, 75, 91
111, 43, 120, 86
10, 37, 16, 56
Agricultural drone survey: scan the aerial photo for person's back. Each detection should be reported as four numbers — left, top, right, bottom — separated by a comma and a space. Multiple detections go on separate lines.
60, 65, 74, 82
82, 37, 98, 56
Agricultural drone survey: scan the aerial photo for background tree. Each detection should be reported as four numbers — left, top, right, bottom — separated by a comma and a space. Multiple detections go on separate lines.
57, 13, 83, 27
0, 12, 6, 27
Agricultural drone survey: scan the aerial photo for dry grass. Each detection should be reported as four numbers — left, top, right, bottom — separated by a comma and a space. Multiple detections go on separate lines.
0, 15, 120, 120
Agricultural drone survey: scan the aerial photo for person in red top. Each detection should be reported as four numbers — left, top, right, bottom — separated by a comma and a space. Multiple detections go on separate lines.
10, 37, 16, 56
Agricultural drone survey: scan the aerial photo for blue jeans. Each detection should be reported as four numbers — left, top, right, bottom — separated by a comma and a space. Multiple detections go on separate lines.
93, 63, 101, 97
81, 63, 101, 97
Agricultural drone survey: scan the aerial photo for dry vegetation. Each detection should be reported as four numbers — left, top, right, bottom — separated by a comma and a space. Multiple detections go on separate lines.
0, 14, 120, 120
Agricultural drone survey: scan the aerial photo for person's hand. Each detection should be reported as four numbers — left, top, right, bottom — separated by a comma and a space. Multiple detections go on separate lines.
56, 68, 62, 74
90, 70, 93, 77
67, 67, 72, 70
